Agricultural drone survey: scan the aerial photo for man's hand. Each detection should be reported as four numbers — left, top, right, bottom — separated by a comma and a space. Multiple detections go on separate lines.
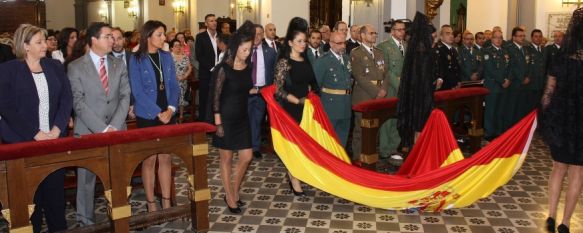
522, 77, 530, 85
435, 78, 443, 90
128, 105, 136, 119
470, 73, 479, 81
502, 79, 511, 88
376, 89, 387, 99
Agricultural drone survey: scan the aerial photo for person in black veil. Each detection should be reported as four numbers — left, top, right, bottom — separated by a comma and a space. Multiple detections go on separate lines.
541, 7, 583, 233
396, 12, 442, 150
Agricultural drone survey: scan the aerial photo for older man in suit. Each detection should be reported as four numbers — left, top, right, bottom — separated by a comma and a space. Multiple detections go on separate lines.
264, 23, 281, 52
68, 22, 131, 226
346, 25, 361, 55
377, 20, 406, 161
249, 24, 277, 159
351, 24, 389, 161
436, 25, 461, 90
195, 14, 219, 121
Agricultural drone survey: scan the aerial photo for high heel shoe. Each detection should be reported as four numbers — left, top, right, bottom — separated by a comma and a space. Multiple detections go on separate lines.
557, 224, 569, 233
288, 181, 306, 197
223, 196, 241, 214
236, 199, 246, 207
546, 217, 556, 233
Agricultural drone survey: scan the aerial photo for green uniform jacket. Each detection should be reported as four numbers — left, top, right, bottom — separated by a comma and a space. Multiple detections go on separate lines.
307, 46, 324, 65
459, 45, 484, 81
350, 45, 389, 105
314, 52, 352, 120
524, 43, 545, 91
483, 46, 510, 94
543, 44, 560, 76
503, 42, 531, 90
378, 37, 405, 97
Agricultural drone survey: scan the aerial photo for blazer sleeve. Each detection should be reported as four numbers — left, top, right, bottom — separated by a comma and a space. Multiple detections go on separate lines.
129, 55, 162, 119
49, 59, 73, 135
165, 53, 180, 112
68, 61, 109, 132
0, 61, 38, 140
313, 57, 326, 87
195, 34, 212, 73
109, 60, 131, 130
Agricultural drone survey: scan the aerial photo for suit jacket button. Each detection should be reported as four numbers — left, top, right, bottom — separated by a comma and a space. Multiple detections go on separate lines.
107, 101, 110, 104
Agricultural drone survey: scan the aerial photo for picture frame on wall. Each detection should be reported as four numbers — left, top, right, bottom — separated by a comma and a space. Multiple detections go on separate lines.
547, 12, 571, 38
159, 0, 165, 6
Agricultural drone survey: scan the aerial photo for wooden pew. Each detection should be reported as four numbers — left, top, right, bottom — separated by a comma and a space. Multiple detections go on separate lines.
0, 123, 215, 233
352, 87, 489, 166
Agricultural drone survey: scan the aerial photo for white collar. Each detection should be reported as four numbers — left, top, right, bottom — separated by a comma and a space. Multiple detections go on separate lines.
330, 50, 342, 60
442, 41, 452, 50
207, 30, 217, 39
89, 49, 106, 62
492, 45, 501, 51
474, 44, 482, 49
513, 41, 522, 49
112, 50, 125, 56
391, 36, 402, 46
349, 38, 357, 43
362, 43, 373, 53
555, 43, 561, 49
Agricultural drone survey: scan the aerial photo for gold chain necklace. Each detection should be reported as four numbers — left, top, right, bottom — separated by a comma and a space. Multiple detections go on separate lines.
148, 53, 165, 91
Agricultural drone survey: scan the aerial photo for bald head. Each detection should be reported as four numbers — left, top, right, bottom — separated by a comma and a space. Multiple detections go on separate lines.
329, 32, 346, 55
264, 23, 277, 40
553, 30, 564, 45
359, 24, 377, 45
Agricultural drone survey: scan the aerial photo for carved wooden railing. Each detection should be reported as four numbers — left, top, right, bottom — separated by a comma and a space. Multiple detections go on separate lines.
352, 87, 489, 165
0, 122, 215, 233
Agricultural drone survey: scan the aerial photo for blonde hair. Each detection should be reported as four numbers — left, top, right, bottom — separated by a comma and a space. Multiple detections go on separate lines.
13, 24, 47, 59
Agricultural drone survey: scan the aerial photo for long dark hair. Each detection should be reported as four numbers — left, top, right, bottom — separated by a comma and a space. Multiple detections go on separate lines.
562, 7, 583, 56
135, 20, 167, 58
222, 20, 255, 67
58, 27, 79, 56
278, 17, 309, 61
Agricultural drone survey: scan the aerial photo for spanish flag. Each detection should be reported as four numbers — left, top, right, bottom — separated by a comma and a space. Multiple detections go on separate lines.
262, 86, 536, 211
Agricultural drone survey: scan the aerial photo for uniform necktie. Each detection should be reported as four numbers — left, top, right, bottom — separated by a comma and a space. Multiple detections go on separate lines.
339, 56, 344, 65
252, 47, 257, 85
271, 41, 276, 51
469, 47, 473, 55
315, 50, 319, 58
399, 43, 404, 56
99, 57, 109, 95
537, 46, 541, 53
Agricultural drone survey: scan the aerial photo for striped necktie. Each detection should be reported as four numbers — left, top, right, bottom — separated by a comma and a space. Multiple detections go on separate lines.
99, 57, 109, 95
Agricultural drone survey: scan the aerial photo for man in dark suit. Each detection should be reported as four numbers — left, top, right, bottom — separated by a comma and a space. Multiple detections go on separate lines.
0, 43, 15, 64
319, 25, 331, 52
249, 24, 277, 159
474, 32, 486, 51
346, 25, 360, 55
264, 23, 281, 53
307, 29, 323, 64
436, 24, 461, 90
544, 30, 564, 76
111, 27, 135, 119
195, 13, 218, 121
68, 23, 131, 226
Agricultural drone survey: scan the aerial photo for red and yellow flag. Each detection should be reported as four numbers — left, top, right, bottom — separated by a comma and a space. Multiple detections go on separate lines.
262, 86, 536, 211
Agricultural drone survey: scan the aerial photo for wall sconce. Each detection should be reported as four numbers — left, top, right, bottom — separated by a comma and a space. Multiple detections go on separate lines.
237, 0, 253, 13
127, 0, 138, 18
562, 0, 583, 7
98, 7, 108, 22
172, 0, 186, 14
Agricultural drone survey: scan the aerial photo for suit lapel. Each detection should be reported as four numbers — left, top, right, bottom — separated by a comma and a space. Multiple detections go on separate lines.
82, 53, 108, 97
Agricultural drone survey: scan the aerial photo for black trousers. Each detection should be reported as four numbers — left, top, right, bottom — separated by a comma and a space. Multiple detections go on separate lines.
31, 169, 67, 233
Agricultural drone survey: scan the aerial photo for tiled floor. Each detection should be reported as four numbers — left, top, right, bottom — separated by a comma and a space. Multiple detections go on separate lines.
2, 135, 582, 233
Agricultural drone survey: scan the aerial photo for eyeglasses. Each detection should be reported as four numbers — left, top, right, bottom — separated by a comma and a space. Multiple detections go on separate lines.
367, 32, 378, 35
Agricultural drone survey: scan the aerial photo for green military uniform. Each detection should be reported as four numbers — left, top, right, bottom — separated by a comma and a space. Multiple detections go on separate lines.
544, 43, 560, 76
524, 43, 545, 113
503, 42, 531, 130
377, 37, 405, 156
314, 51, 352, 147
459, 45, 484, 81
307, 46, 324, 65
483, 45, 510, 138
350, 45, 389, 160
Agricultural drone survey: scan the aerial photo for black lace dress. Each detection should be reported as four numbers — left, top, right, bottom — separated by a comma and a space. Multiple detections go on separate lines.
543, 51, 583, 165
211, 63, 253, 150
274, 58, 318, 123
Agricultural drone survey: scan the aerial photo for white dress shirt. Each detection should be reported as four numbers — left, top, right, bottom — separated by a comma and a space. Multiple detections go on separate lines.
32, 72, 50, 132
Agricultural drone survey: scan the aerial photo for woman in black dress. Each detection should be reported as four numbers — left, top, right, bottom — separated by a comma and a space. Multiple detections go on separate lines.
542, 8, 583, 233
212, 21, 256, 214
274, 17, 319, 196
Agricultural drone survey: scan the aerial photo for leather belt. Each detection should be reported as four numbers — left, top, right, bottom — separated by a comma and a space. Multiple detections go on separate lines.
370, 80, 383, 86
322, 87, 352, 95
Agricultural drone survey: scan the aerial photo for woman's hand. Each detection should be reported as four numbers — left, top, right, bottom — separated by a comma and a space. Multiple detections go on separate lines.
215, 124, 224, 137
34, 131, 52, 141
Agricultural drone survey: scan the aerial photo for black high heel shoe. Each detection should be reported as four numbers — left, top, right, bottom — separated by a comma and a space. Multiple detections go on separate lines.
236, 199, 246, 207
288, 181, 307, 197
546, 217, 556, 233
223, 196, 241, 214
557, 224, 569, 233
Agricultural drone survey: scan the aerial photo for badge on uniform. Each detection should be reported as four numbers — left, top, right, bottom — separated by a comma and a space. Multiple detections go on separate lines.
447, 54, 451, 60
365, 67, 369, 74
364, 56, 369, 61
476, 55, 481, 61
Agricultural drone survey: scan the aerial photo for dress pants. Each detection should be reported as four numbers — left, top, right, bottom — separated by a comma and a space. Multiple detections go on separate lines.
351, 112, 362, 161
76, 167, 96, 226
378, 118, 400, 156
31, 169, 67, 233
330, 117, 351, 147
198, 76, 210, 122
248, 94, 266, 152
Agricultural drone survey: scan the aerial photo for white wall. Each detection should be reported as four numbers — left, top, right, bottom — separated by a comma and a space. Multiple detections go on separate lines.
144, 0, 176, 31
271, 0, 309, 37
112, 1, 137, 31
196, 0, 230, 24
467, 0, 508, 37
45, 0, 75, 30
87, 1, 108, 25
259, 0, 273, 26
535, 0, 578, 38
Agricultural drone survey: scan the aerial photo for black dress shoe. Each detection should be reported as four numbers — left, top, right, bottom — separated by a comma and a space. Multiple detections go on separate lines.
236, 199, 246, 207
253, 151, 262, 159
557, 224, 569, 233
546, 217, 556, 233
288, 181, 307, 197
223, 196, 241, 214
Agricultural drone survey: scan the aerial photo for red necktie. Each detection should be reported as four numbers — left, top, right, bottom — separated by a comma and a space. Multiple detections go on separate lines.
99, 57, 109, 95
252, 47, 257, 85
271, 41, 276, 51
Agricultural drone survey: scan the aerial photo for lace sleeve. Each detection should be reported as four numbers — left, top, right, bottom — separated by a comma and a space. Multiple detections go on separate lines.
274, 59, 290, 101
212, 66, 227, 113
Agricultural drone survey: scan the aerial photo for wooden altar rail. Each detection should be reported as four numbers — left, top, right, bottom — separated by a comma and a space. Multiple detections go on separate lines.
0, 122, 215, 233
352, 87, 490, 165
